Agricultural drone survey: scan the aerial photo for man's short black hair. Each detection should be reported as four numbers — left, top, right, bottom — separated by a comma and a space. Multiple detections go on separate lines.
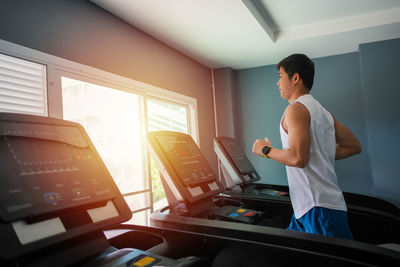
277, 54, 315, 90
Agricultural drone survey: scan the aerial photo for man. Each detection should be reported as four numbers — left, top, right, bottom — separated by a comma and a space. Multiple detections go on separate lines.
252, 54, 361, 239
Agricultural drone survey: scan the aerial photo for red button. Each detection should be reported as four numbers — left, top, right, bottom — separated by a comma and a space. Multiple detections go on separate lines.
244, 211, 255, 216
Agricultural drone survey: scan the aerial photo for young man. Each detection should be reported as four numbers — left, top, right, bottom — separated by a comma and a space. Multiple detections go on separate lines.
252, 54, 361, 239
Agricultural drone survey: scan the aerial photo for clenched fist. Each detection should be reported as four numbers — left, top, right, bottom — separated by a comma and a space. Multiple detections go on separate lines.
252, 137, 271, 157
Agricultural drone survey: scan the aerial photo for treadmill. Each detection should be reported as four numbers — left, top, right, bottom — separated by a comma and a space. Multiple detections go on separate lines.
214, 136, 400, 216
214, 136, 289, 198
3, 115, 398, 267
0, 113, 310, 267
214, 136, 400, 244
147, 131, 400, 247
0, 113, 221, 266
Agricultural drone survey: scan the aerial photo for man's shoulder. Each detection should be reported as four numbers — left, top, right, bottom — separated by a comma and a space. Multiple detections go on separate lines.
287, 101, 310, 115
284, 102, 311, 127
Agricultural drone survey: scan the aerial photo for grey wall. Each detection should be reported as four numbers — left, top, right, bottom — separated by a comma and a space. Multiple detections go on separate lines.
233, 39, 400, 207
213, 68, 235, 138
312, 53, 372, 195
359, 38, 400, 206
0, 0, 217, 171
234, 64, 288, 186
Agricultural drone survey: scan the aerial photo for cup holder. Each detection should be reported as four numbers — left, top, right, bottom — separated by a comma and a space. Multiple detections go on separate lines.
108, 230, 165, 251
214, 198, 243, 207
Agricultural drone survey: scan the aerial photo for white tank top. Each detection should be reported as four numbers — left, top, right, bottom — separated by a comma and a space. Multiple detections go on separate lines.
280, 94, 347, 219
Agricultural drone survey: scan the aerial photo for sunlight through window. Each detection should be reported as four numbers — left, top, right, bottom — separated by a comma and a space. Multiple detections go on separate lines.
61, 77, 193, 225
61, 77, 146, 195
147, 97, 189, 211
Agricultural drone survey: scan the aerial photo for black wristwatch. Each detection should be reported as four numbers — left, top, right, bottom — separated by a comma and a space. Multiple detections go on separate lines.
262, 145, 271, 158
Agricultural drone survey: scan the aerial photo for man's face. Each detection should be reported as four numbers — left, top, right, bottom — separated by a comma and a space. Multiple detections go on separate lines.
277, 67, 293, 100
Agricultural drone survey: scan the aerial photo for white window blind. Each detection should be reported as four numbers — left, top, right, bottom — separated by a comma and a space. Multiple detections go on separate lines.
0, 53, 47, 116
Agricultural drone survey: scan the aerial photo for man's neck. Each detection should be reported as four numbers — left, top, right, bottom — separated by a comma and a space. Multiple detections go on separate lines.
288, 88, 309, 103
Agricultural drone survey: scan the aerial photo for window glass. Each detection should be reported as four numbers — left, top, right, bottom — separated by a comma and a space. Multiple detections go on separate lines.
146, 97, 189, 210
147, 98, 188, 133
123, 209, 150, 226
124, 192, 151, 212
61, 77, 146, 195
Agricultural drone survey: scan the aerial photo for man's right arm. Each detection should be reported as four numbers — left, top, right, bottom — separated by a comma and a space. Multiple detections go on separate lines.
333, 116, 362, 160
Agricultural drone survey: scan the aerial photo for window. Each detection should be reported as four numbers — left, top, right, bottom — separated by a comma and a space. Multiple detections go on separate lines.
145, 92, 198, 218
61, 78, 194, 223
61, 77, 146, 195
60, 76, 195, 225
0, 39, 198, 226
61, 77, 151, 224
147, 97, 189, 133
146, 97, 190, 210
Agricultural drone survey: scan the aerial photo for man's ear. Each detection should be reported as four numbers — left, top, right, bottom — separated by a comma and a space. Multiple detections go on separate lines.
292, 73, 301, 85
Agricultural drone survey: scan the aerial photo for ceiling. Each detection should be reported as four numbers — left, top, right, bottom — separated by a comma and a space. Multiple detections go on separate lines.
91, 0, 400, 70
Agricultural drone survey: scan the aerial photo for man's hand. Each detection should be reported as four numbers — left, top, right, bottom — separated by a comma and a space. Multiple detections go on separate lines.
252, 137, 271, 157
333, 116, 361, 159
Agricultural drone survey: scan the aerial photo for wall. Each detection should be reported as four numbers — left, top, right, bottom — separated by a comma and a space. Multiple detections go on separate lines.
359, 38, 400, 206
312, 53, 372, 194
0, 0, 217, 170
233, 42, 400, 207
234, 64, 288, 185
213, 68, 235, 138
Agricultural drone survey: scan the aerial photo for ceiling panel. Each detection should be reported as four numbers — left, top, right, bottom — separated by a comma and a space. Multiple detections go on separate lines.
91, 0, 400, 69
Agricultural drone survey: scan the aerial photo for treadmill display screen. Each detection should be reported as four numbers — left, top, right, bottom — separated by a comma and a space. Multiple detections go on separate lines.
220, 139, 255, 174
0, 120, 116, 221
155, 134, 216, 186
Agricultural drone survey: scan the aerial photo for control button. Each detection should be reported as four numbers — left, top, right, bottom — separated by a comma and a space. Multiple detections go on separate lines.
228, 213, 238, 217
72, 188, 85, 197
43, 192, 59, 203
244, 211, 255, 216
237, 209, 246, 213
132, 256, 156, 266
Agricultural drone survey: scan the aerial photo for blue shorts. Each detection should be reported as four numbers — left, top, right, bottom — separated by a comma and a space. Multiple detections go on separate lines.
287, 206, 354, 240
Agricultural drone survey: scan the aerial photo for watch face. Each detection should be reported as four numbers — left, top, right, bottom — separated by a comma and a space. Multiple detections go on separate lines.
262, 146, 270, 155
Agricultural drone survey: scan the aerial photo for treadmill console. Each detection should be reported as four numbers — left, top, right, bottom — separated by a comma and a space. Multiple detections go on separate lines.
147, 131, 223, 205
0, 122, 116, 221
219, 138, 256, 175
214, 136, 288, 197
214, 136, 261, 187
155, 134, 216, 186
147, 131, 265, 223
0, 113, 131, 260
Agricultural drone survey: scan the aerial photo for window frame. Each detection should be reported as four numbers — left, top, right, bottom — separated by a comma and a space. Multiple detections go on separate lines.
0, 38, 199, 222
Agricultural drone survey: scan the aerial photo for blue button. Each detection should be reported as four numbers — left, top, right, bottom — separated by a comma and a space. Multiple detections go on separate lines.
43, 192, 58, 203
228, 213, 238, 217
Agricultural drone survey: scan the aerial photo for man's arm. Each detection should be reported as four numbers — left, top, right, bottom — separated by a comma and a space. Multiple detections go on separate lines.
333, 116, 361, 160
252, 103, 311, 168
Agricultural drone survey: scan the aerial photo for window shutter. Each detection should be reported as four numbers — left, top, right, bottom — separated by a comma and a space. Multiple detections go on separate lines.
0, 53, 47, 116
